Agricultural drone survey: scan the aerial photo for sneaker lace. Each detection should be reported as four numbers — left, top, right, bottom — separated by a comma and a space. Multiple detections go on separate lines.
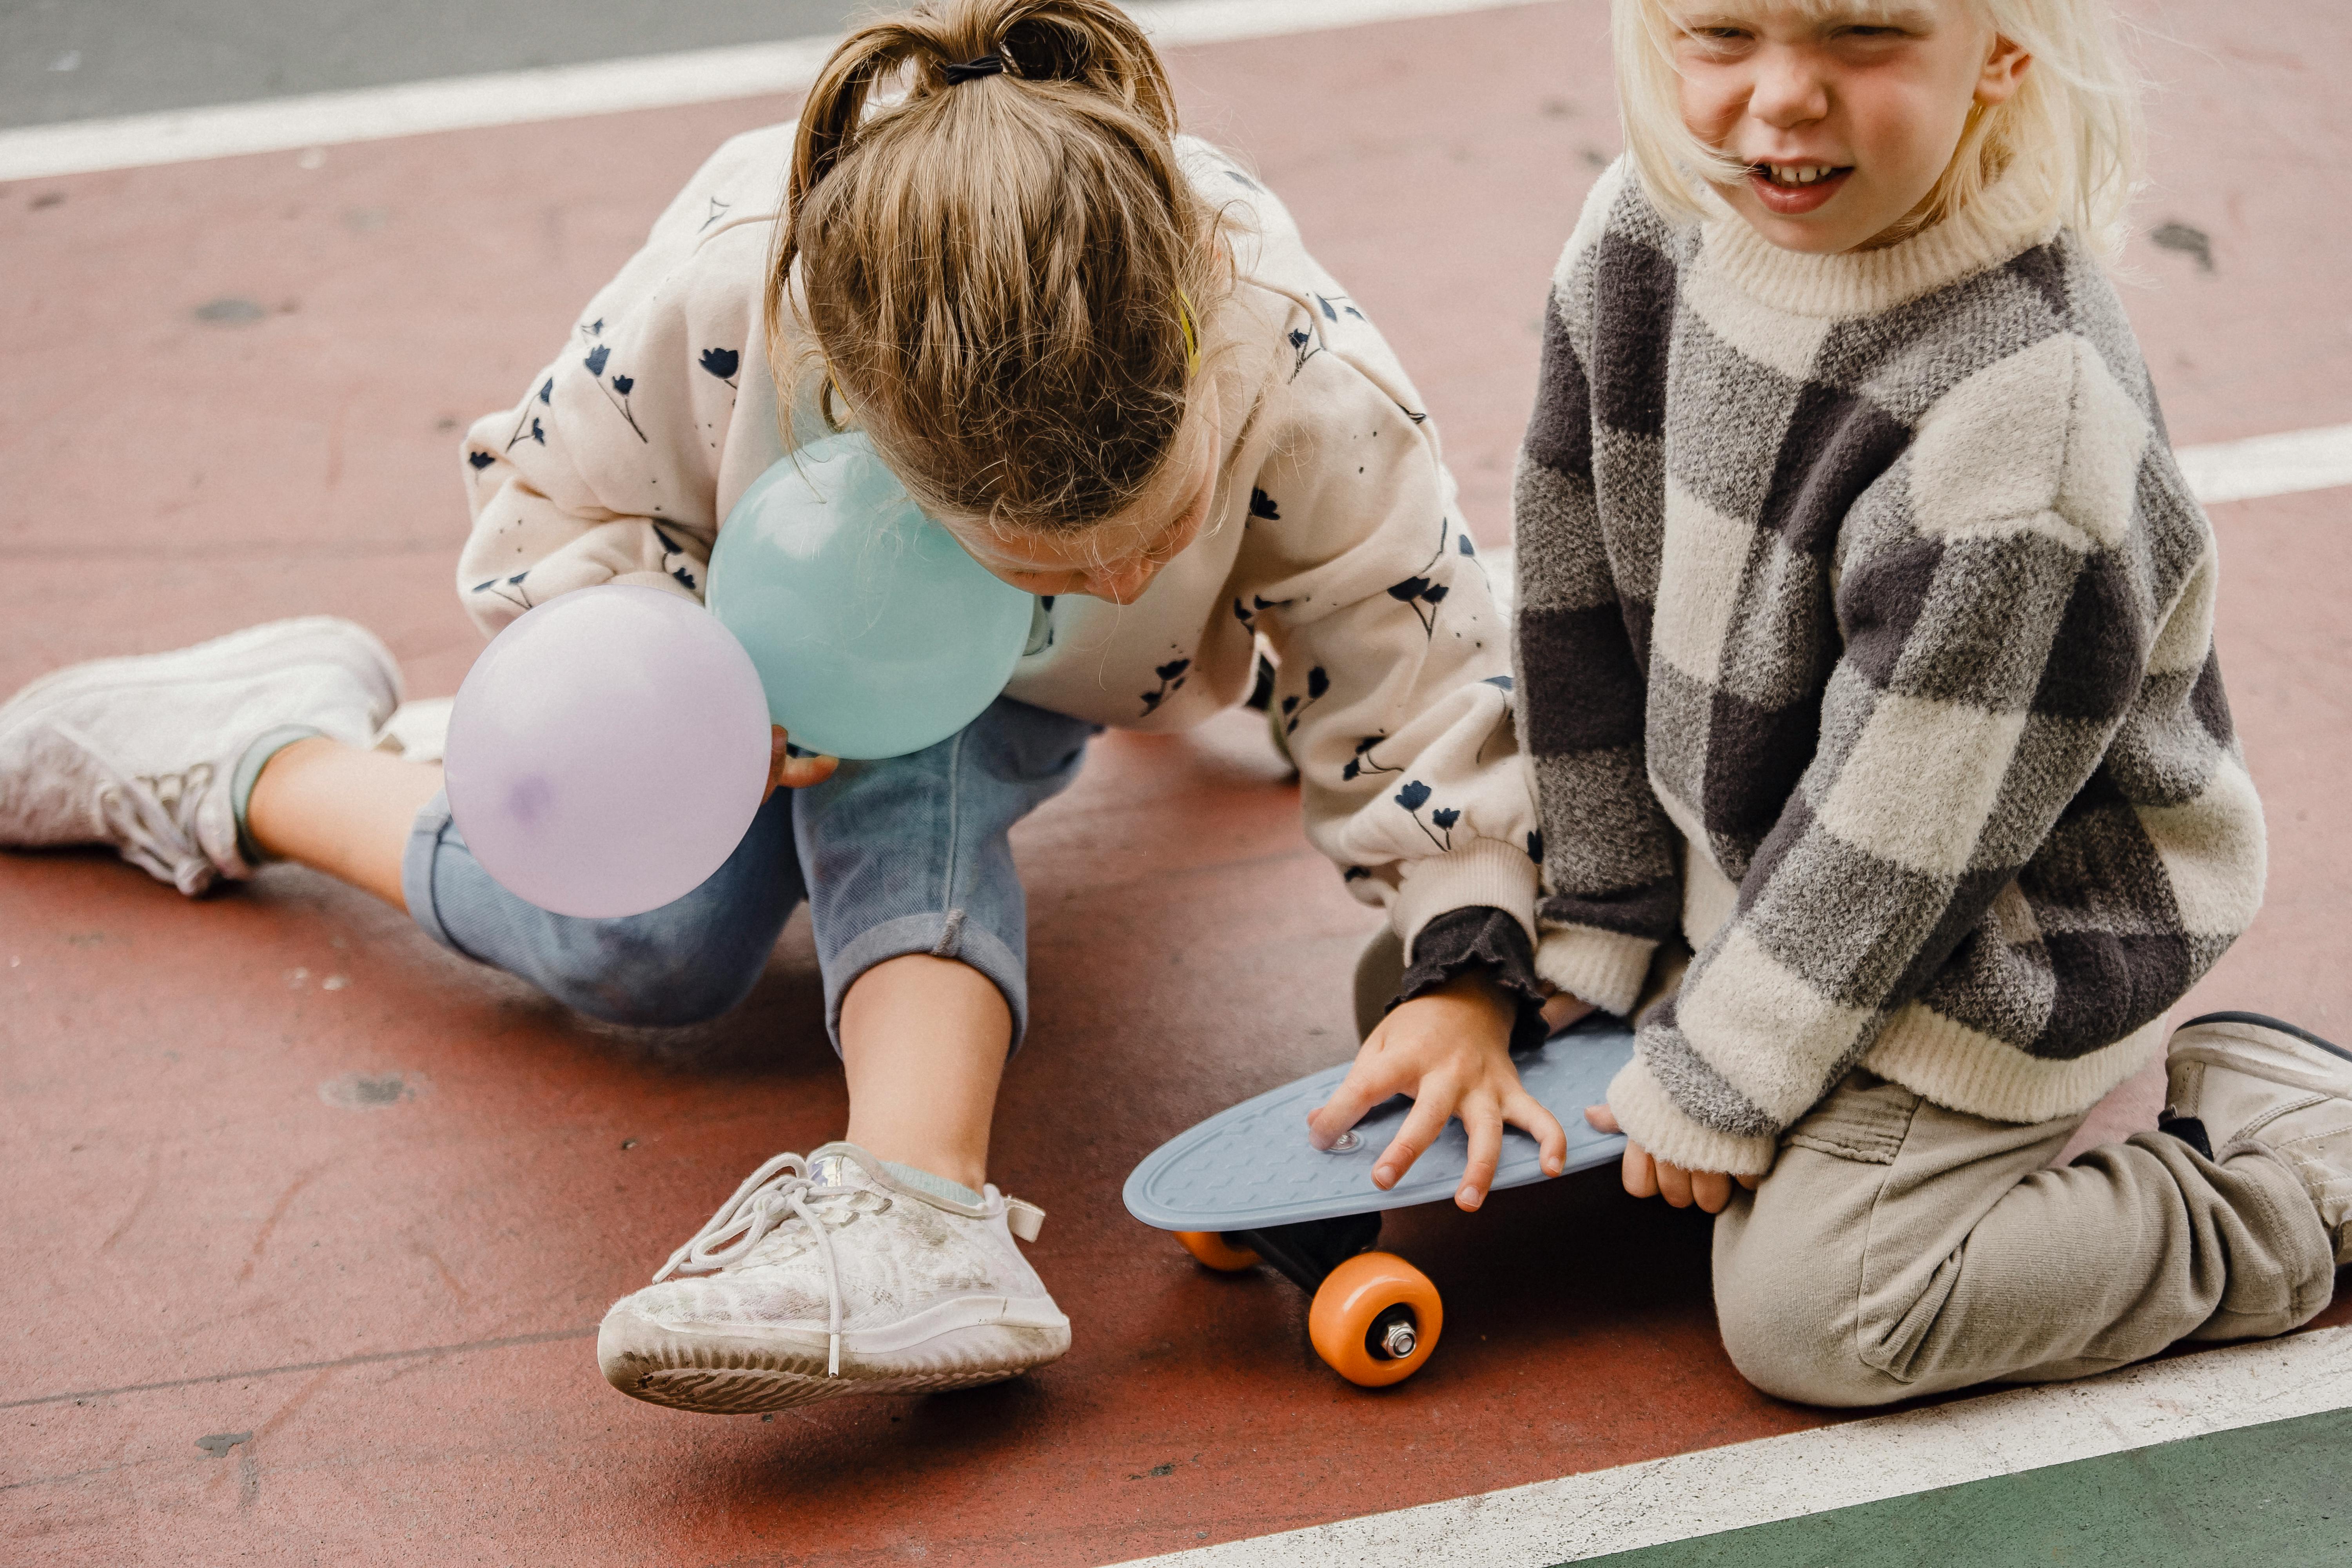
652, 1152, 858, 1376
55, 719, 218, 896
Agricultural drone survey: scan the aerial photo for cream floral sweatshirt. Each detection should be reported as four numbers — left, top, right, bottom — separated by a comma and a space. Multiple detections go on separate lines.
457, 123, 1538, 951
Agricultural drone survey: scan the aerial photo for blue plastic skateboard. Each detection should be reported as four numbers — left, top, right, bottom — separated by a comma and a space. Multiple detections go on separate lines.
1123, 1014, 1635, 1385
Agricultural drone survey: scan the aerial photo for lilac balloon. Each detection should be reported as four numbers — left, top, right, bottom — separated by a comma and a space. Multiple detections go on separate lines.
443, 585, 772, 919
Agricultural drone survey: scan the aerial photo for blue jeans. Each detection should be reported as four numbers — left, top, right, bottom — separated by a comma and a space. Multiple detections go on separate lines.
401, 697, 1094, 1048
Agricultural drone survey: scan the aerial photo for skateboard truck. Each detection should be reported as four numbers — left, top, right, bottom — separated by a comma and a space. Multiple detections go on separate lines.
1176, 1212, 1443, 1386
1222, 1212, 1379, 1294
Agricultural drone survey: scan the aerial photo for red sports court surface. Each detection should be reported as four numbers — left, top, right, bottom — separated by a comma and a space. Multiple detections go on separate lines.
3, 3, 2348, 1563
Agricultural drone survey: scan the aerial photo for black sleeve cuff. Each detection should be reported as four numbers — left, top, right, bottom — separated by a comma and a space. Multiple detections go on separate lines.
1387, 906, 1550, 1054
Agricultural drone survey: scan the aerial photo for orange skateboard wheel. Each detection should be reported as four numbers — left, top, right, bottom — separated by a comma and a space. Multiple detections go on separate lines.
1174, 1230, 1261, 1272
1308, 1251, 1441, 1387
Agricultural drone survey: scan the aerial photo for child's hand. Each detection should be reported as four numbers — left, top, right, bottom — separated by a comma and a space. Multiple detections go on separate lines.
1583, 1104, 1759, 1215
1307, 973, 1567, 1212
1540, 989, 1596, 1033
764, 726, 838, 800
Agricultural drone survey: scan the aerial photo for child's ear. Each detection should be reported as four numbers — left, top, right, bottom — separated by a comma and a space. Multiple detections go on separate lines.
1976, 33, 2033, 108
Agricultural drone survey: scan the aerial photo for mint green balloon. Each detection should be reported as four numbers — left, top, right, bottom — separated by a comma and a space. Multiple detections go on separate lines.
706, 434, 1035, 760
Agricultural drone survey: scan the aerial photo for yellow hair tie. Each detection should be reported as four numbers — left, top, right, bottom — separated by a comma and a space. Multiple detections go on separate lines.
1175, 287, 1201, 376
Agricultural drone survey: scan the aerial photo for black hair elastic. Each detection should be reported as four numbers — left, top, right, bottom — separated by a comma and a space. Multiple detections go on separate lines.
942, 54, 1006, 84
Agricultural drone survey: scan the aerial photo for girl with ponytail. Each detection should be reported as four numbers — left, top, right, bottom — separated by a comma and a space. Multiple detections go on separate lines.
0, 0, 1558, 1417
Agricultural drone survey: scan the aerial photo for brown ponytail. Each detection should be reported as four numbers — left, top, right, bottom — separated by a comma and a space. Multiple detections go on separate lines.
766, 0, 1232, 534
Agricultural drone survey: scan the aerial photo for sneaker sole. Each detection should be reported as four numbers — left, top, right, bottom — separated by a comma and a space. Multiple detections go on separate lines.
597, 1307, 1071, 1415
0, 617, 403, 748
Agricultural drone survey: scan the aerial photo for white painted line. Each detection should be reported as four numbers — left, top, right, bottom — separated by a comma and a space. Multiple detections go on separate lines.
0, 0, 1561, 183
1111, 1325, 2352, 1567
1143, 0, 1563, 43
2176, 423, 2352, 505
0, 38, 843, 183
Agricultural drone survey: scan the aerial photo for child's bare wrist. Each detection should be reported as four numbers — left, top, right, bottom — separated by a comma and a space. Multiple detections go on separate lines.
1425, 969, 1516, 1025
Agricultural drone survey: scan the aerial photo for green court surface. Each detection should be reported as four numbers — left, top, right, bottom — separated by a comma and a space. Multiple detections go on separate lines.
1580, 1407, 2352, 1568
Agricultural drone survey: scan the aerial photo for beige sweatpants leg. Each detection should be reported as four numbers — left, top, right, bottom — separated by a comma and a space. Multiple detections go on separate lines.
1711, 1069, 2337, 1408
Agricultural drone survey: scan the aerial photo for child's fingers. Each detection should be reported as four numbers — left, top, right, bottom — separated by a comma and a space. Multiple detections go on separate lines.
1456, 1096, 1503, 1210
1372, 1090, 1455, 1191
1621, 1141, 1658, 1200
1584, 1103, 1621, 1134
1622, 1147, 1749, 1210
1691, 1169, 1733, 1214
775, 752, 839, 789
1307, 1051, 1406, 1147
1506, 1088, 1570, 1178
1539, 991, 1595, 1033
1655, 1158, 1695, 1209
763, 728, 789, 802
767, 730, 839, 791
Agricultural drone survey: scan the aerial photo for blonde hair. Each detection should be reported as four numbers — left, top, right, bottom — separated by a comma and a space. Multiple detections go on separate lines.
769, 0, 1231, 535
1611, 0, 2142, 257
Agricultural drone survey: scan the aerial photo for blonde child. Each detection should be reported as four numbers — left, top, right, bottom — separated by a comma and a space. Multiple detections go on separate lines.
0, 0, 1568, 1414
1479, 0, 2347, 1404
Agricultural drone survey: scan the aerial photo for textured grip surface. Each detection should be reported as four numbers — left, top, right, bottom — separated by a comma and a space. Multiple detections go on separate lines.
1122, 1016, 1636, 1231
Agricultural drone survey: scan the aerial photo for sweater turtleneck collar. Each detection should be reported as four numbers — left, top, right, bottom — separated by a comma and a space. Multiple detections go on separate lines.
1697, 172, 2057, 319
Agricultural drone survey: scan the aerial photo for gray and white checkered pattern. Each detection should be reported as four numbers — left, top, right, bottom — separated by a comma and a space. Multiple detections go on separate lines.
1511, 165, 2264, 1172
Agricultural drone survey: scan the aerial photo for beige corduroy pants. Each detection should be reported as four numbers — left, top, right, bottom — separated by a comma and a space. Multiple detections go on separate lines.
1711, 1065, 2332, 1406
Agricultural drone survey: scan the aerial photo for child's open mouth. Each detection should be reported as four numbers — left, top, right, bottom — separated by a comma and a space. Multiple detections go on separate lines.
1747, 162, 1853, 216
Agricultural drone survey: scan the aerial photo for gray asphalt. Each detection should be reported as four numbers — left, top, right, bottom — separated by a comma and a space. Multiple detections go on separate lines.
1, 0, 870, 130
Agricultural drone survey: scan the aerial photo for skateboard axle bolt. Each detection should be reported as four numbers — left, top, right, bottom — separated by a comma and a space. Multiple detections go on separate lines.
1380, 1318, 1417, 1359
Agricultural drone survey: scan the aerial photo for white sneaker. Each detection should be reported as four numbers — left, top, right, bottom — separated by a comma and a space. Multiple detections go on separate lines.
0, 617, 402, 895
2165, 1011, 2352, 1263
598, 1142, 1071, 1414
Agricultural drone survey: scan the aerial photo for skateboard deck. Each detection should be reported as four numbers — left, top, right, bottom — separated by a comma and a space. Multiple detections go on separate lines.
1123, 1014, 1636, 1232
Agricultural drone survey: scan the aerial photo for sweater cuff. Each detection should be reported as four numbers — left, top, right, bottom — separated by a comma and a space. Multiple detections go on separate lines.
1604, 1055, 1778, 1177
1391, 906, 1548, 1054
1535, 926, 1656, 1018
1390, 837, 1539, 953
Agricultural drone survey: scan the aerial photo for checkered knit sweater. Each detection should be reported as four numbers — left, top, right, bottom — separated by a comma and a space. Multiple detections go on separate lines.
1511, 163, 2266, 1175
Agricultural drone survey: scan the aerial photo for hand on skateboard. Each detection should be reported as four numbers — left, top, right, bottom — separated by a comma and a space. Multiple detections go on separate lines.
1306, 972, 1570, 1212
1125, 1004, 1637, 1387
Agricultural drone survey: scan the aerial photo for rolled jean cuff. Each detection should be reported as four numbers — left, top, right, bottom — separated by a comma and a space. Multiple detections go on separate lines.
402, 790, 466, 956
823, 909, 1029, 1056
